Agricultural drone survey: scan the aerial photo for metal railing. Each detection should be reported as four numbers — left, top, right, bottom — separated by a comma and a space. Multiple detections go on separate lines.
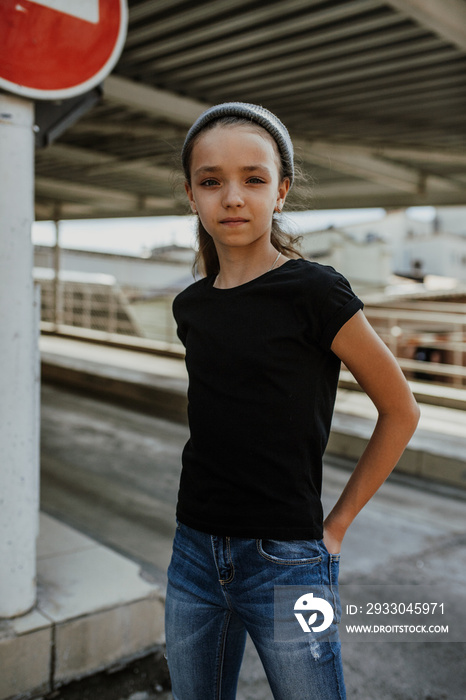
36, 270, 144, 338
363, 305, 466, 388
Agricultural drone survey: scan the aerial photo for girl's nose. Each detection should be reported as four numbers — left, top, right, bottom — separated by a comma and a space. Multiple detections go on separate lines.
222, 183, 244, 208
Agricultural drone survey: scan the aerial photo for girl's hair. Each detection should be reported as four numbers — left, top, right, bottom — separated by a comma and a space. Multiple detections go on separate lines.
182, 116, 303, 278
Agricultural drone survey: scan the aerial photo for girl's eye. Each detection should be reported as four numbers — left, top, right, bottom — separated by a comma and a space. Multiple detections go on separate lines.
247, 177, 265, 184
201, 178, 220, 187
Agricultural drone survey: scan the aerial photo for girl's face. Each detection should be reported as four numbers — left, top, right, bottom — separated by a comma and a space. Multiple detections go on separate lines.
185, 124, 290, 254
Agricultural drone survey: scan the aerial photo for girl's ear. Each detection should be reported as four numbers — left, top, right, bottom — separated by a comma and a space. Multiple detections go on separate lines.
185, 181, 197, 214
276, 177, 291, 210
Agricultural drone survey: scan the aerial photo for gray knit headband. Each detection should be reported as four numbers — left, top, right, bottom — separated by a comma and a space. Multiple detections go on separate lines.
181, 102, 294, 187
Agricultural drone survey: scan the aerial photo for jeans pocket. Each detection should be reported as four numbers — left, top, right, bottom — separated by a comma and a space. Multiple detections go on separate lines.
256, 538, 322, 566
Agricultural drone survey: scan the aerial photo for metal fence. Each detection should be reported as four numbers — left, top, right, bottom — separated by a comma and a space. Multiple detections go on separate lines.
364, 305, 466, 387
36, 270, 142, 337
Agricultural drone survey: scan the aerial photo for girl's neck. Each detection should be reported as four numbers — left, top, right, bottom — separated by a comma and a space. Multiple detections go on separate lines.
214, 245, 285, 289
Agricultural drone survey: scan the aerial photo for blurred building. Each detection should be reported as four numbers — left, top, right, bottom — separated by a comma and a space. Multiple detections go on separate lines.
302, 207, 466, 283
34, 244, 195, 295
300, 226, 392, 292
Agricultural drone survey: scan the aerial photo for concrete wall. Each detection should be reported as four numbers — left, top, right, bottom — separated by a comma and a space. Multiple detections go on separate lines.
394, 233, 466, 281
300, 229, 392, 286
34, 246, 193, 293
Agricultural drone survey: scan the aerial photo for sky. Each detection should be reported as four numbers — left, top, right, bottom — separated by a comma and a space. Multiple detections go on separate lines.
31, 207, 436, 257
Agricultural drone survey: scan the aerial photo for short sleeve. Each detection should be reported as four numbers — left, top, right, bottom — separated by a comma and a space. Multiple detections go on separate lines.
172, 294, 187, 347
318, 274, 364, 351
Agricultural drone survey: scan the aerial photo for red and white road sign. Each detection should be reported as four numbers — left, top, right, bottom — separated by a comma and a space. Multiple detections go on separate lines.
0, 0, 128, 100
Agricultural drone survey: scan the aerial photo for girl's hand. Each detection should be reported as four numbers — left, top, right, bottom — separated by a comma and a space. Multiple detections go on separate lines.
323, 527, 343, 555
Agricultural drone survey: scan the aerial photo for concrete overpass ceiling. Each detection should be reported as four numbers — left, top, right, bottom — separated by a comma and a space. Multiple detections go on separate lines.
34, 0, 466, 220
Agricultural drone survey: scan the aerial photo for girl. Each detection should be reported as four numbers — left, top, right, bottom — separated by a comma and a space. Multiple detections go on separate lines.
165, 102, 420, 700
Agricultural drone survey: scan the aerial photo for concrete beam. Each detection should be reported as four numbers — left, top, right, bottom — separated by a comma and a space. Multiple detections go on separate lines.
103, 74, 208, 127
253, 45, 457, 101
386, 0, 466, 52
128, 0, 381, 73
375, 146, 466, 167
164, 11, 407, 82
312, 178, 465, 198
71, 120, 183, 140
296, 139, 466, 195
299, 142, 466, 169
40, 143, 174, 183
296, 140, 422, 193
35, 176, 176, 212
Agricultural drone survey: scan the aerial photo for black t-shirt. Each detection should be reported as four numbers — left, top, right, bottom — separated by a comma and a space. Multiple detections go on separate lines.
172, 258, 363, 539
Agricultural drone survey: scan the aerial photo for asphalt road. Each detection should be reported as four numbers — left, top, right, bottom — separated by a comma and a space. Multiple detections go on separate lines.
40, 383, 466, 700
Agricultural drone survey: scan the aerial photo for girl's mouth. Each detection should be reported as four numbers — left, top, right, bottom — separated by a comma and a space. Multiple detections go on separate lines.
220, 218, 249, 225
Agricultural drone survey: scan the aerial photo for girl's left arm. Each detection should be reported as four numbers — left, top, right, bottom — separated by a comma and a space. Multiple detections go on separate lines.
324, 309, 421, 554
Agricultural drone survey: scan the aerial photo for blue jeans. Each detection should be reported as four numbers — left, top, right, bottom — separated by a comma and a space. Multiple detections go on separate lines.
165, 520, 346, 700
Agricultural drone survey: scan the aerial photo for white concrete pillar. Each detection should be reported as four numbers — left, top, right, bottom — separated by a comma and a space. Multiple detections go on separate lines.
0, 94, 39, 617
